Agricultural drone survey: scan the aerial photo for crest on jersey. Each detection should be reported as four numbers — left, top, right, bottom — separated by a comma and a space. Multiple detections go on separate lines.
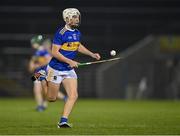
73, 34, 77, 40
53, 76, 57, 80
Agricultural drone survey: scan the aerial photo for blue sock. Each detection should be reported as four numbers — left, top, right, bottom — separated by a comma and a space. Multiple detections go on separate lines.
63, 96, 68, 102
60, 117, 68, 123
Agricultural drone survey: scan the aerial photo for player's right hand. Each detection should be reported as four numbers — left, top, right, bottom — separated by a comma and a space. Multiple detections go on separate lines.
92, 53, 101, 60
68, 60, 79, 68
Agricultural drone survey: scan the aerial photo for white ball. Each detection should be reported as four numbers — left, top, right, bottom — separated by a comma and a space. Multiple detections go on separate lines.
110, 50, 116, 56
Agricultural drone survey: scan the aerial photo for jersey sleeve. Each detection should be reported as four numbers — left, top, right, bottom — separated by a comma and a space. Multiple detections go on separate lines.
52, 29, 63, 46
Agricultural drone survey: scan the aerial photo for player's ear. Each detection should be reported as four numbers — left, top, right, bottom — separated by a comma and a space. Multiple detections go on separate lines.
65, 17, 69, 24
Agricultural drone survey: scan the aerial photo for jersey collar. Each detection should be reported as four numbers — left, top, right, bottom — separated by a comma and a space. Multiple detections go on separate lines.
65, 25, 75, 32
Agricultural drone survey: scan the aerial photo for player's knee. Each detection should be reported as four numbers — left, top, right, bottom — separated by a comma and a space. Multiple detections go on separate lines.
68, 92, 78, 101
47, 97, 56, 102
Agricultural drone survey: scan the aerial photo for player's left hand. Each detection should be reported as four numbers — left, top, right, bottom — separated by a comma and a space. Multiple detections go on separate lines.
91, 53, 101, 60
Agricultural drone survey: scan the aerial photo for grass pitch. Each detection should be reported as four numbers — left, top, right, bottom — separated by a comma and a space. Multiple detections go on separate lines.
0, 98, 180, 135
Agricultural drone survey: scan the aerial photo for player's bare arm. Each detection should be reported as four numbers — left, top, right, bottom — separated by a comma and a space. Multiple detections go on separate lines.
52, 44, 79, 68
78, 44, 101, 60
28, 57, 41, 73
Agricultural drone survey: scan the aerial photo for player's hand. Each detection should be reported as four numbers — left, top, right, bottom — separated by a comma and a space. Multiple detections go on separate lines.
68, 60, 79, 68
91, 53, 101, 60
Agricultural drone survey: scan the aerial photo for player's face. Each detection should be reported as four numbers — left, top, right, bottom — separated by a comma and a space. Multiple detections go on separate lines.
32, 43, 40, 49
69, 15, 80, 28
42, 40, 51, 50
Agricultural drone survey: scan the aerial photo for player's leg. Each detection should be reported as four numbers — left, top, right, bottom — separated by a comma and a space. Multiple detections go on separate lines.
47, 81, 60, 102
46, 66, 64, 102
41, 80, 48, 97
35, 65, 66, 102
33, 81, 44, 111
34, 65, 48, 109
57, 91, 67, 102
61, 78, 78, 117
41, 79, 67, 102
41, 80, 48, 108
58, 78, 78, 128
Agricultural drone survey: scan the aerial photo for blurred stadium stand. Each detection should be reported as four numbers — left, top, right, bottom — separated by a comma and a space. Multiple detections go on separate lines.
0, 0, 180, 98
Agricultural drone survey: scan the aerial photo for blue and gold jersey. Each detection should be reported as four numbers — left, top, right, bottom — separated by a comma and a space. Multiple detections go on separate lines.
35, 49, 49, 57
49, 26, 81, 71
33, 49, 50, 64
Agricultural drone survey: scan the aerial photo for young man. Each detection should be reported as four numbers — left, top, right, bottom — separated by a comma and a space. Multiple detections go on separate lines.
29, 35, 67, 111
35, 8, 100, 128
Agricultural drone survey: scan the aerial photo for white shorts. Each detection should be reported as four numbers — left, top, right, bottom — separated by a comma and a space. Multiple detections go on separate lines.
46, 65, 77, 84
